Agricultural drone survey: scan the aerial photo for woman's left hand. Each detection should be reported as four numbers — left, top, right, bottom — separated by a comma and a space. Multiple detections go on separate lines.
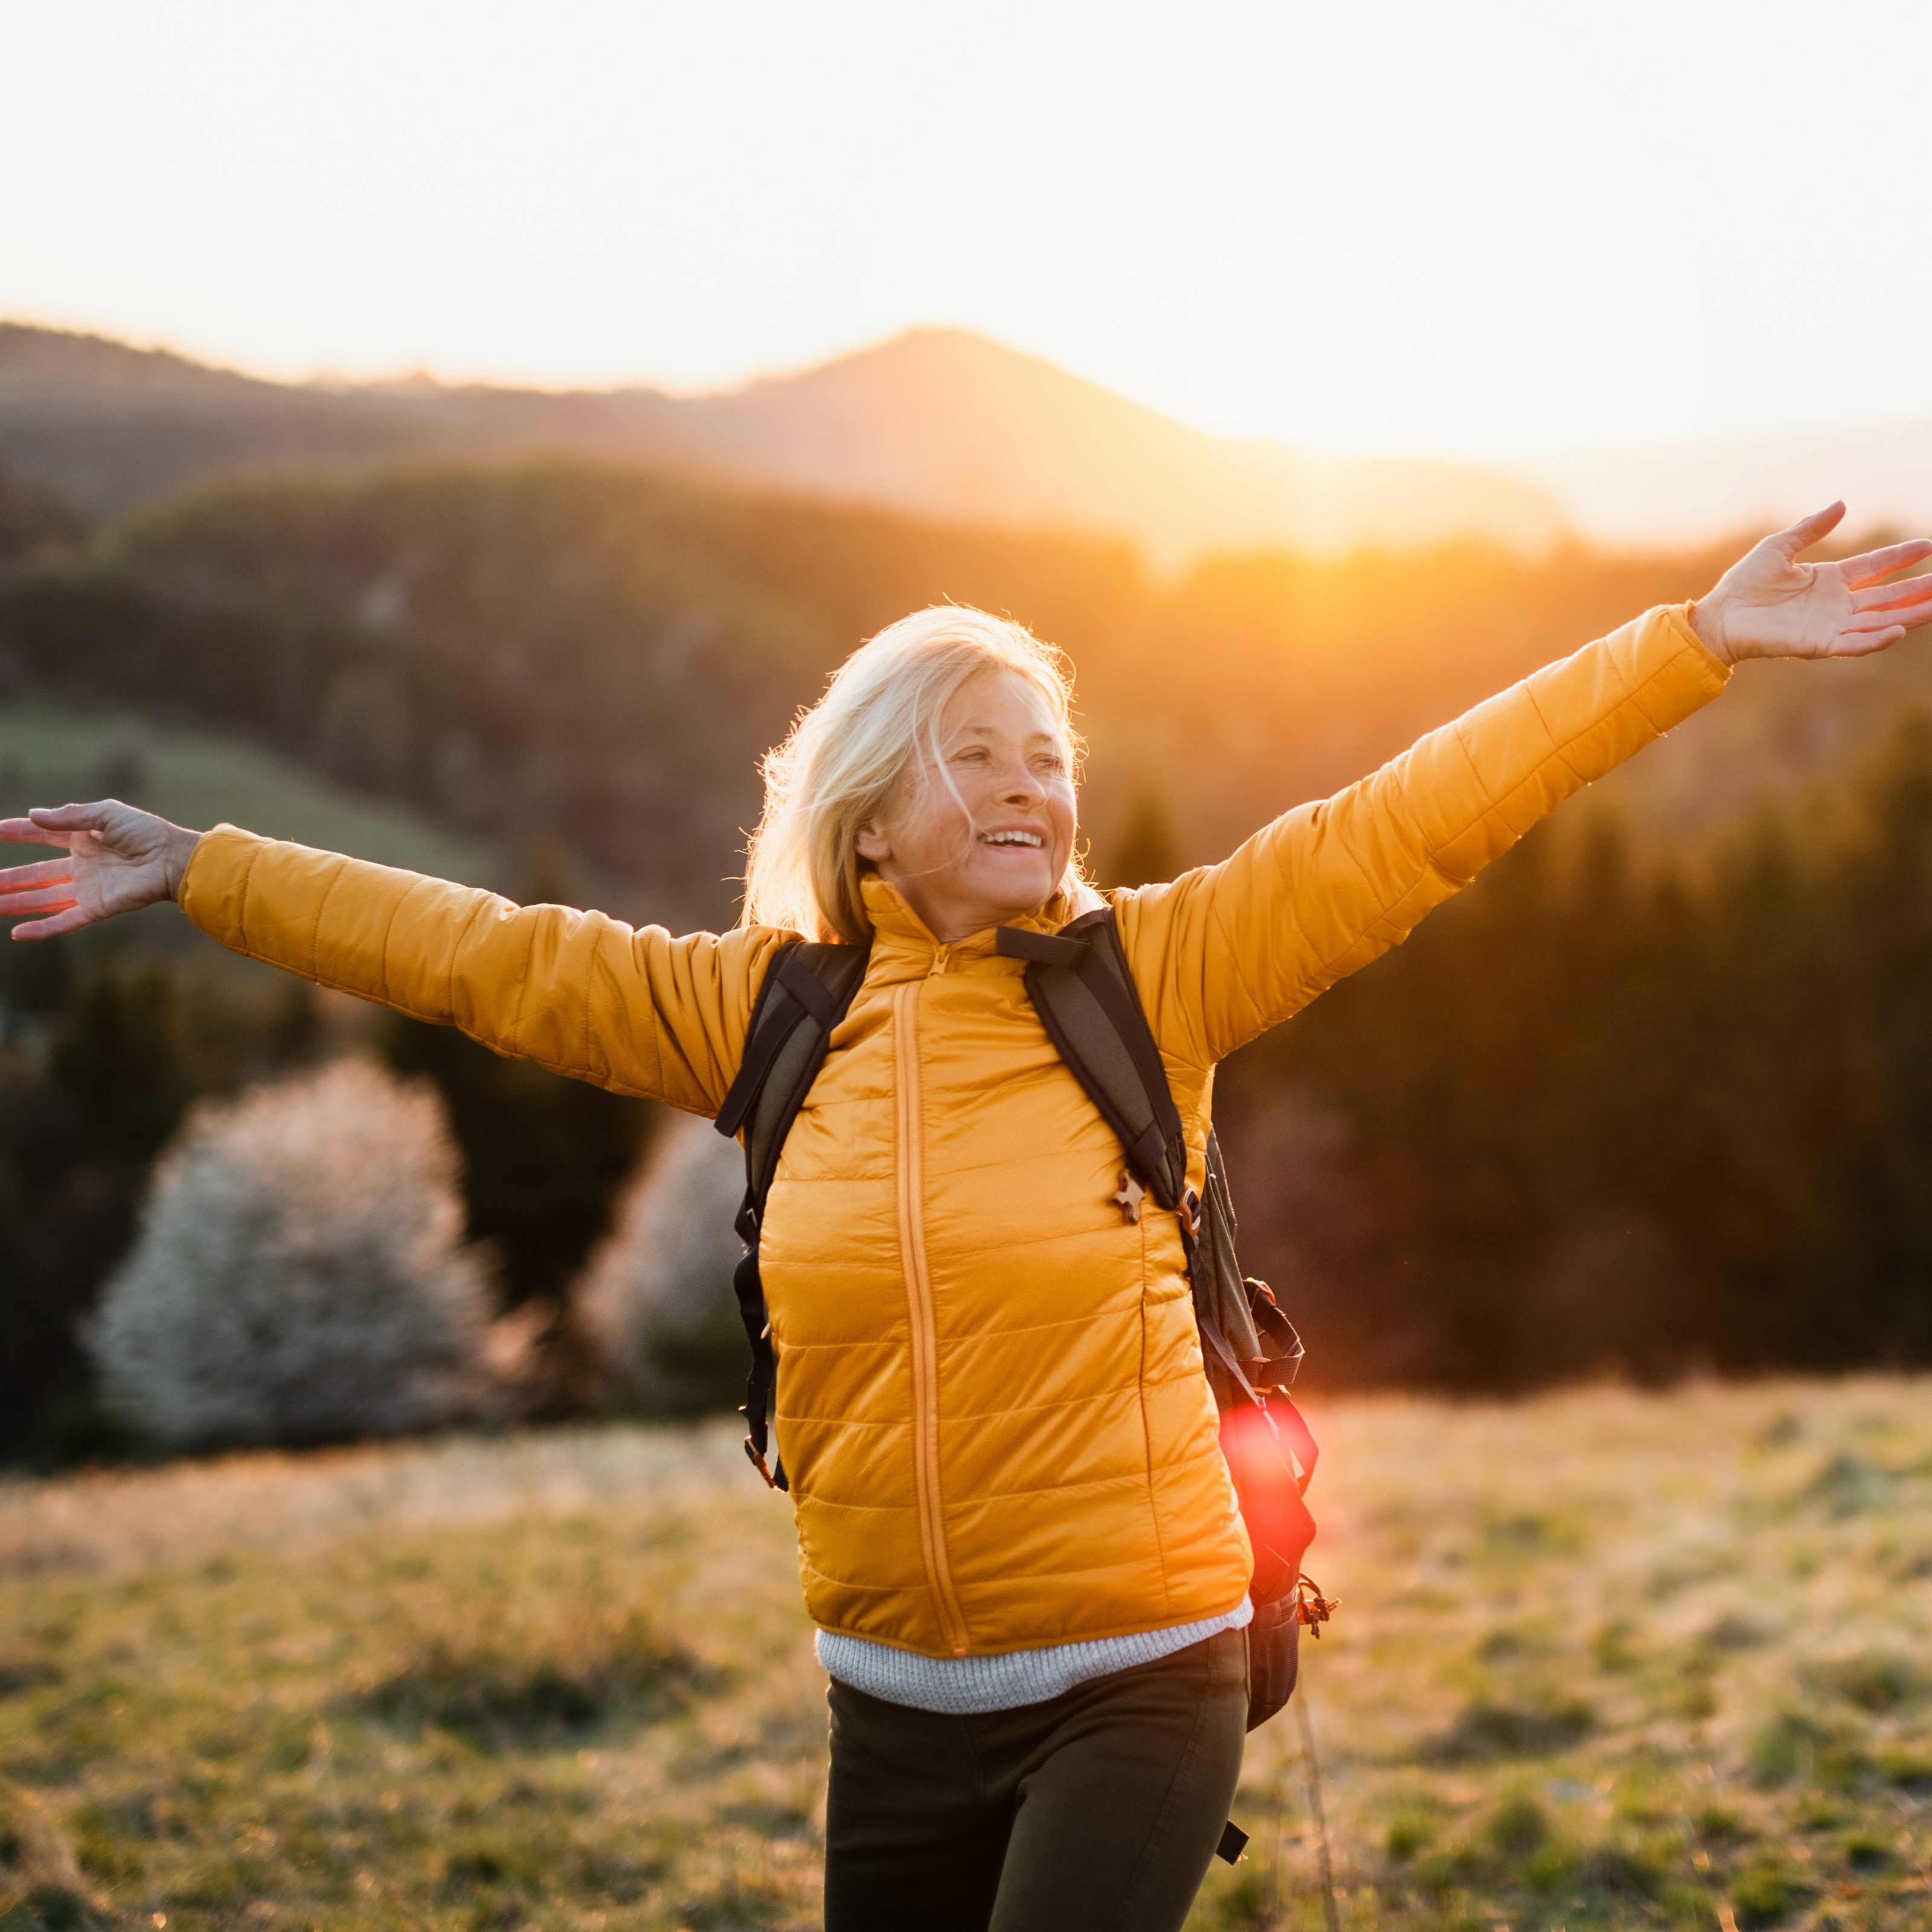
1691, 502, 1932, 666
0, 801, 201, 940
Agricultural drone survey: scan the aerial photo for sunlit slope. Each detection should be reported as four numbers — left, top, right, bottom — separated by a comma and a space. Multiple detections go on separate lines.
656, 327, 1564, 565
0, 702, 497, 884
0, 323, 487, 516
0, 461, 1148, 928
0, 320, 1562, 562
13, 318, 1932, 571
2, 1382, 1927, 1929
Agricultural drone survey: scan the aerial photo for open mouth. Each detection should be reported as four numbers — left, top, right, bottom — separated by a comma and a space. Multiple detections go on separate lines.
979, 830, 1044, 849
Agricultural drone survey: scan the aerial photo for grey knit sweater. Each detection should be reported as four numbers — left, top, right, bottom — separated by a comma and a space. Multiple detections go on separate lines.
815, 1597, 1253, 1715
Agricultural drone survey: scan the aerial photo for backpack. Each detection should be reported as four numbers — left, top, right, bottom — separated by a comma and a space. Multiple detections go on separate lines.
713, 907, 1335, 1754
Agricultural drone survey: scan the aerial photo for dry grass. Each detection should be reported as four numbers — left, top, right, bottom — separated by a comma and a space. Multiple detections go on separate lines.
2, 1382, 1929, 1930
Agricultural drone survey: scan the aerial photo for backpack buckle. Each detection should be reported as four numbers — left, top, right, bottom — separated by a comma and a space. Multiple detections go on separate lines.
1178, 1187, 1201, 1237
1295, 1573, 1339, 1635
743, 1436, 781, 1489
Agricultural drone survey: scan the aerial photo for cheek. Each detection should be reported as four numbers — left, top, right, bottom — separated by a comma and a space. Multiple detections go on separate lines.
1053, 789, 1079, 856
899, 780, 977, 866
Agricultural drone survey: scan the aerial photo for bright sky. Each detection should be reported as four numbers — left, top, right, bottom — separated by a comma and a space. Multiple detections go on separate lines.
4, 0, 1928, 460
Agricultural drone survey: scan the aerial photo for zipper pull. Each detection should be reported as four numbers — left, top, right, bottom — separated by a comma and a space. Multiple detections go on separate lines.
928, 943, 951, 977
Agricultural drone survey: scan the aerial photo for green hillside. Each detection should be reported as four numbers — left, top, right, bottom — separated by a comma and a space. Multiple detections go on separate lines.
0, 700, 497, 884
0, 462, 1149, 926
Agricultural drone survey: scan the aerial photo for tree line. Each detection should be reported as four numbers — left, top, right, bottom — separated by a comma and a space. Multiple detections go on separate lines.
1216, 712, 1932, 1390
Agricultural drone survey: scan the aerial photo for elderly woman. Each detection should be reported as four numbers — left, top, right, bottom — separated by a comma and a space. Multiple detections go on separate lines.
6, 504, 1931, 1931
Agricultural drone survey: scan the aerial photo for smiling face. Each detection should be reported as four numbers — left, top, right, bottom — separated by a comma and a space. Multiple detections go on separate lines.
855, 666, 1079, 943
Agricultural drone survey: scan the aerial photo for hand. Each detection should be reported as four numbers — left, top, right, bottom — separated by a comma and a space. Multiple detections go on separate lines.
0, 801, 203, 940
1690, 503, 1932, 666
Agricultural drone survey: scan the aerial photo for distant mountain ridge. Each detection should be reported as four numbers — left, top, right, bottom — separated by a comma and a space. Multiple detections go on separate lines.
0, 322, 1564, 564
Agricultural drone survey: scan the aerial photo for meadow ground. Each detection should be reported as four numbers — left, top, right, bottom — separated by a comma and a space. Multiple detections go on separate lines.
2, 1379, 1929, 1932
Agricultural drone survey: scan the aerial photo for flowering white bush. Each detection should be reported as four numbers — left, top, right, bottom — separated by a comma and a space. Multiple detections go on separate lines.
577, 1113, 746, 1415
91, 1057, 499, 1447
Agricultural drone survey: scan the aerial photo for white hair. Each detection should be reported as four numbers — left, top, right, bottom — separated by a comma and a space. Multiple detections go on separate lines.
740, 606, 1083, 945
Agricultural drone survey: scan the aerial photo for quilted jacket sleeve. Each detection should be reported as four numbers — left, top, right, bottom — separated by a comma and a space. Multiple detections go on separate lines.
1114, 603, 1731, 1069
176, 829, 793, 1115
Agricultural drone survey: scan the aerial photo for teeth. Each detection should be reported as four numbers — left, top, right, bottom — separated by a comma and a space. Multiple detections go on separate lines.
983, 831, 1043, 847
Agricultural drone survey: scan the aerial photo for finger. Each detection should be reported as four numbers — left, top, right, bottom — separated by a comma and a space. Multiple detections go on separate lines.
1831, 624, 1908, 658
1849, 598, 1932, 635
1772, 501, 1847, 556
0, 816, 74, 849
1852, 573, 1932, 613
0, 885, 80, 917
0, 858, 77, 894
27, 801, 117, 832
1840, 538, 1932, 587
7, 903, 92, 941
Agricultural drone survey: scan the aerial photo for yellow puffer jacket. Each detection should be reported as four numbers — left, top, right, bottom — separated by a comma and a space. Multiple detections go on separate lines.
179, 605, 1727, 1655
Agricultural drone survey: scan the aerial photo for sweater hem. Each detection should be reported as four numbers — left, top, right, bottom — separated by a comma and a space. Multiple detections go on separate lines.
815, 1596, 1254, 1714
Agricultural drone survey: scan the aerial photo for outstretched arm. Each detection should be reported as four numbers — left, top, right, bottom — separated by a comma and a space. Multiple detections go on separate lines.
0, 806, 789, 1114
1120, 504, 1932, 1068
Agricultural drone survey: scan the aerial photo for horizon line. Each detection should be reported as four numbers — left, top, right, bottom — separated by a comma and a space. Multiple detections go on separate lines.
7, 308, 1931, 477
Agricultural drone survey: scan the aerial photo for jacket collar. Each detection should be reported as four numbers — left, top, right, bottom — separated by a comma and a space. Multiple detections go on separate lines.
858, 869, 1105, 974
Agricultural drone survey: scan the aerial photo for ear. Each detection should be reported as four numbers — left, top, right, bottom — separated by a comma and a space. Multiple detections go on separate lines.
855, 822, 892, 864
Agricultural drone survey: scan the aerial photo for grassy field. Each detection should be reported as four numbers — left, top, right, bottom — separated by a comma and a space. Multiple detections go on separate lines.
2, 1381, 1929, 1931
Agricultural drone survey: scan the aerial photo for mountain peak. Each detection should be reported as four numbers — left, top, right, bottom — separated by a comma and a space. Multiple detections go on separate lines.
0, 316, 1565, 559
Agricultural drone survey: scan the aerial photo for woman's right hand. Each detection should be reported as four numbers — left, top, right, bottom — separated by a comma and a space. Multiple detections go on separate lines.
0, 801, 204, 940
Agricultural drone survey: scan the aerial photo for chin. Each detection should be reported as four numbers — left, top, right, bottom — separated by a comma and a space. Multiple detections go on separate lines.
986, 872, 1057, 919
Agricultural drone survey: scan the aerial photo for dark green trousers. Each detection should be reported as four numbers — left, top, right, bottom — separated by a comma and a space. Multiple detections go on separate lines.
823, 1627, 1248, 1932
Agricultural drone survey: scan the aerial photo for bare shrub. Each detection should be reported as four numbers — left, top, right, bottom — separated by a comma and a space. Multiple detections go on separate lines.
577, 1114, 745, 1416
91, 1057, 499, 1447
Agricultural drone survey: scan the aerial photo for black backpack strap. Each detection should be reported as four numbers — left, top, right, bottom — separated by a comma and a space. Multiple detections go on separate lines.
999, 914, 1327, 1765
714, 937, 871, 1489
994, 911, 1187, 1208
996, 911, 1288, 1417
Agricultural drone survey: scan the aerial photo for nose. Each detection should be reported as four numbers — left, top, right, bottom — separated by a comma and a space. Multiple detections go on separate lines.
1000, 755, 1043, 806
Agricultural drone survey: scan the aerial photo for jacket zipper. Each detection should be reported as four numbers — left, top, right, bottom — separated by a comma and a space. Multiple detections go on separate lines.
892, 971, 971, 1654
